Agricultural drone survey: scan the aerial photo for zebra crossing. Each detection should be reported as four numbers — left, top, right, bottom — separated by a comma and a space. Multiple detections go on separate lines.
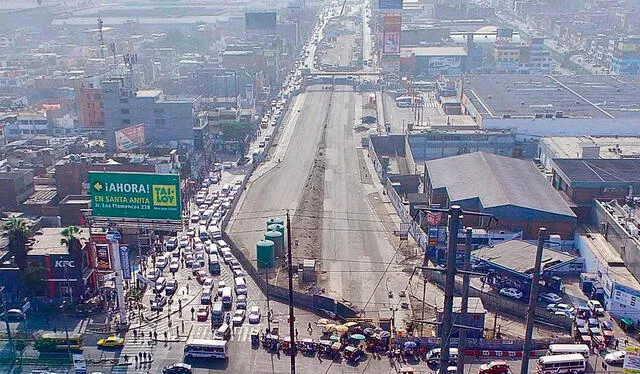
110, 333, 156, 373
189, 322, 265, 342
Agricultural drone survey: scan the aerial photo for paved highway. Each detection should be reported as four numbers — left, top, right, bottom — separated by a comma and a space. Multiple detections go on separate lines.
229, 89, 332, 258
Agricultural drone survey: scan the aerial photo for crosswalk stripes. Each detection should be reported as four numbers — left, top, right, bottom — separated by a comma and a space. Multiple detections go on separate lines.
186, 322, 263, 342
110, 336, 155, 373
231, 323, 264, 342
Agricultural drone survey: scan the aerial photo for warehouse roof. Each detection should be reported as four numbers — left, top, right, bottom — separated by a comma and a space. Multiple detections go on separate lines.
426, 152, 575, 217
474, 239, 578, 274
553, 159, 640, 184
461, 74, 640, 119
407, 46, 467, 57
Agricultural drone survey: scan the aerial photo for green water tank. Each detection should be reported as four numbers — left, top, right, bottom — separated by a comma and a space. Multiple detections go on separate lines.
264, 230, 284, 258
256, 240, 274, 268
268, 223, 285, 236
266, 217, 285, 229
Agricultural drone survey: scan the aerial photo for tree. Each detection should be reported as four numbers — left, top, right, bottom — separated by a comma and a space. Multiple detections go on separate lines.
21, 265, 46, 297
60, 226, 84, 268
2, 217, 30, 270
221, 121, 256, 142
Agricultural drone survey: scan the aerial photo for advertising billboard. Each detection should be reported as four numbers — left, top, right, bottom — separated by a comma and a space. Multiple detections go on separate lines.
624, 347, 640, 373
245, 12, 277, 31
95, 243, 110, 270
119, 244, 132, 280
115, 124, 145, 152
383, 15, 401, 55
89, 172, 182, 220
379, 0, 403, 10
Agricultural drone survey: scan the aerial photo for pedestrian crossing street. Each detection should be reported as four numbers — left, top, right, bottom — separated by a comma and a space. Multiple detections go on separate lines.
111, 334, 156, 373
189, 322, 266, 342
424, 101, 438, 108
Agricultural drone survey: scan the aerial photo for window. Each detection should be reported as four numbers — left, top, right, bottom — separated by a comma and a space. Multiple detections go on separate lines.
121, 109, 130, 114
155, 118, 165, 125
120, 98, 128, 104
154, 108, 165, 114
122, 119, 131, 125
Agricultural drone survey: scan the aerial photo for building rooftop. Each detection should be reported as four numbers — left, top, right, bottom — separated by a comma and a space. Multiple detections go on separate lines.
0, 169, 32, 180
577, 229, 640, 288
462, 75, 640, 120
553, 159, 640, 184
406, 46, 467, 57
474, 239, 578, 275
29, 227, 89, 256
541, 136, 640, 159
426, 152, 576, 217
23, 189, 57, 205
135, 90, 162, 99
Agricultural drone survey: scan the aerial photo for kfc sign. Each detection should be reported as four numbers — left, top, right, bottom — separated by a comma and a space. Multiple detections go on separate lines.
54, 260, 76, 268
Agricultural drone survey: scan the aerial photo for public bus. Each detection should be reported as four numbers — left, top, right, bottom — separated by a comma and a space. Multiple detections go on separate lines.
547, 344, 590, 359
39, 332, 84, 351
183, 339, 228, 359
536, 353, 586, 374
395, 95, 422, 108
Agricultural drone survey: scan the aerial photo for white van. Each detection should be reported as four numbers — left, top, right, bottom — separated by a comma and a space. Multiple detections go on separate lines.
214, 324, 231, 340
234, 277, 247, 295
426, 348, 459, 365
202, 209, 214, 222
208, 225, 222, 240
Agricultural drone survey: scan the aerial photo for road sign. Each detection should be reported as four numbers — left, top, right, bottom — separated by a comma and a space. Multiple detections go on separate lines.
105, 231, 121, 242
89, 172, 182, 220
21, 301, 30, 313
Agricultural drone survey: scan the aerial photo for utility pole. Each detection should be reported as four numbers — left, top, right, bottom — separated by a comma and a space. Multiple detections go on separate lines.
521, 227, 547, 374
439, 205, 462, 374
456, 227, 473, 374
286, 210, 296, 374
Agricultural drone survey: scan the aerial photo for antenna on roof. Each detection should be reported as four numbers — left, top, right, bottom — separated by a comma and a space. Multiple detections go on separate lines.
98, 18, 105, 60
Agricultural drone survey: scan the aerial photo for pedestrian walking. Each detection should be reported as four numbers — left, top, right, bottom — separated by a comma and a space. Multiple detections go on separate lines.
182, 320, 185, 332
625, 338, 629, 346
191, 307, 195, 319
186, 284, 190, 294
176, 326, 179, 336
124, 354, 129, 362
154, 331, 158, 341
307, 321, 313, 334
138, 352, 142, 361
134, 355, 138, 364
141, 331, 145, 338
143, 352, 147, 361
616, 338, 619, 349
164, 331, 168, 340
133, 329, 138, 340
295, 328, 298, 339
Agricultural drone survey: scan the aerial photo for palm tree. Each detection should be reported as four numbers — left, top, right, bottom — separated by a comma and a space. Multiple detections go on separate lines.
60, 226, 84, 268
2, 217, 30, 270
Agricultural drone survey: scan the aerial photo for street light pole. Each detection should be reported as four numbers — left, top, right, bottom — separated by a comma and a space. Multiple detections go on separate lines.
0, 286, 14, 354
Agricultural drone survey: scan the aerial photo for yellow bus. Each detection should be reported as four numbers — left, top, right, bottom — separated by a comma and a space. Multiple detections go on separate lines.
39, 332, 84, 351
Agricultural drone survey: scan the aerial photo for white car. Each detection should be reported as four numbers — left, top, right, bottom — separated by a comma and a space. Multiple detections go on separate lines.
190, 214, 200, 223
179, 236, 190, 248
203, 277, 215, 289
155, 256, 168, 269
604, 350, 625, 365
499, 288, 523, 300
169, 259, 179, 273
186, 228, 196, 237
538, 292, 562, 304
248, 306, 261, 324
546, 303, 575, 314
232, 309, 246, 326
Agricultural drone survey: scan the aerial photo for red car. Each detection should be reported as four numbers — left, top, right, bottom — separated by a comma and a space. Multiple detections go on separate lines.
195, 270, 208, 283
478, 360, 510, 374
196, 305, 209, 322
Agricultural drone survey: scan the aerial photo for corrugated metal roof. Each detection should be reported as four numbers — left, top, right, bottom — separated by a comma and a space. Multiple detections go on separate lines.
426, 152, 576, 217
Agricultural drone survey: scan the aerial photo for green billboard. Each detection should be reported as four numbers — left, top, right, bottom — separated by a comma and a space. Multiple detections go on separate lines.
89, 172, 182, 220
